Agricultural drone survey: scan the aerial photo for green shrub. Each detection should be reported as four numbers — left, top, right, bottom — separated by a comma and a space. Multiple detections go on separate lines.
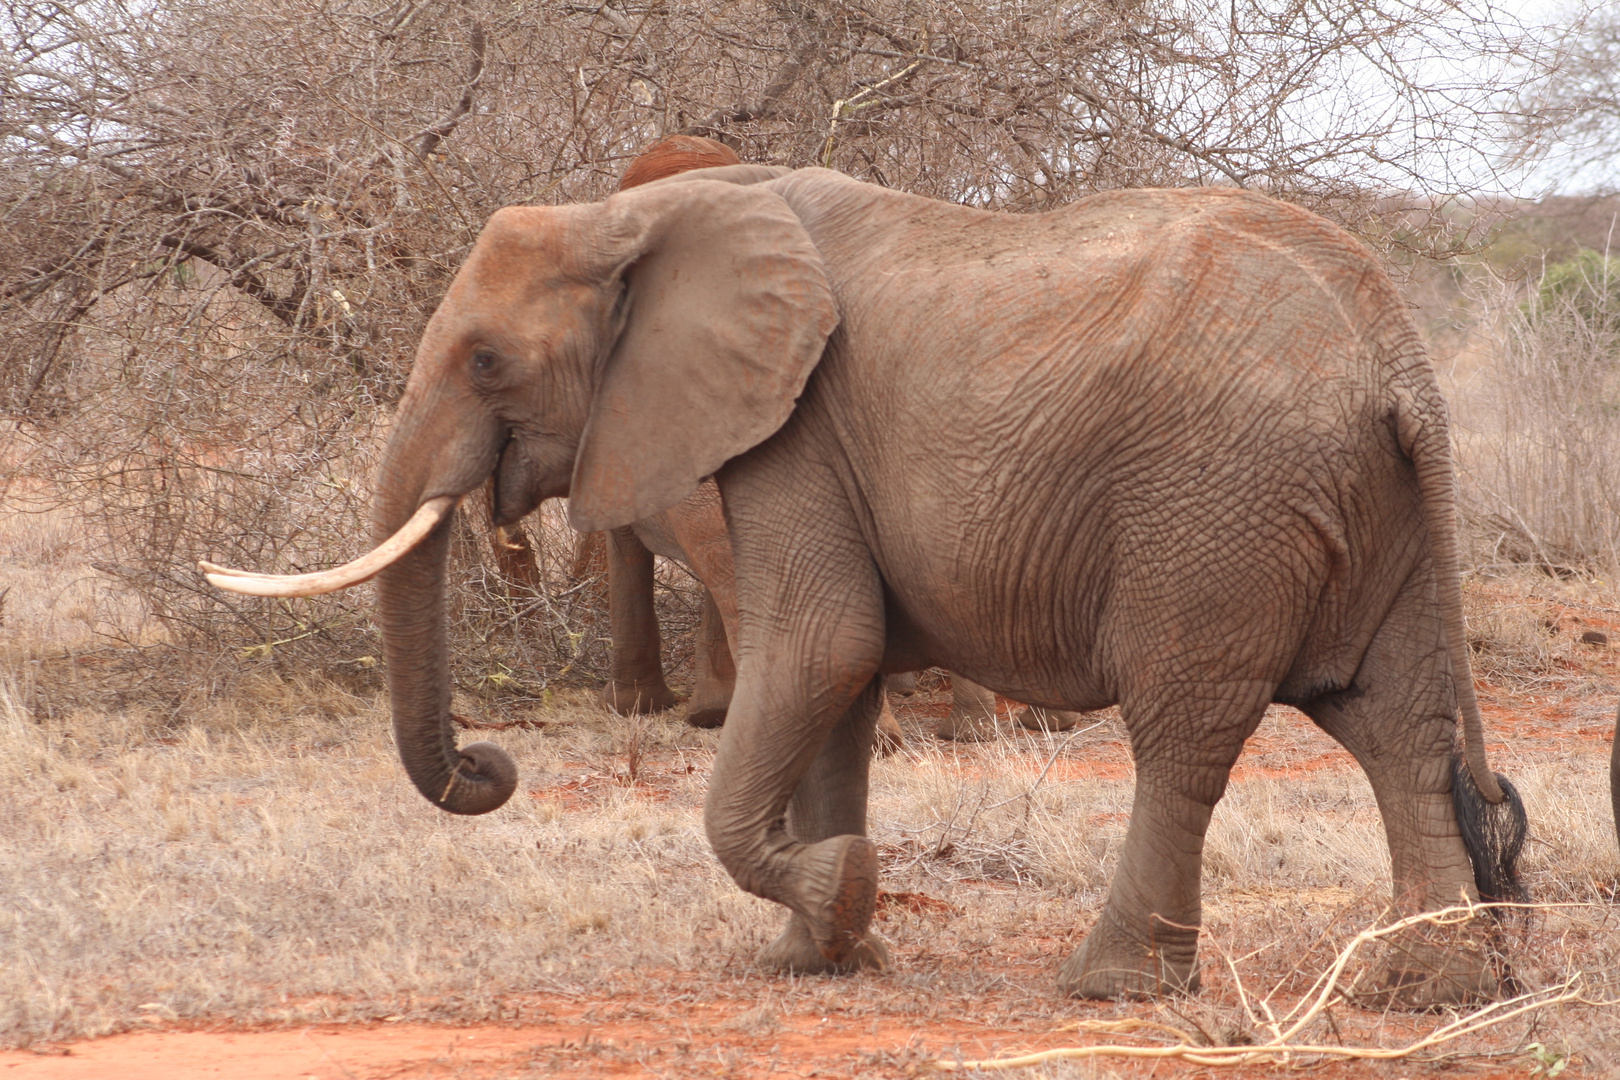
1531, 248, 1620, 335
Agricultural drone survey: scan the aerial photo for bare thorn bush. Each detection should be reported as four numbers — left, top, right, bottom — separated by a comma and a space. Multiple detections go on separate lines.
1452, 250, 1620, 576
1, 0, 1567, 705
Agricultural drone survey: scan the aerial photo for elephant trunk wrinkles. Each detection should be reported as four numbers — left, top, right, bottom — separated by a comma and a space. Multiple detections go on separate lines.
376, 520, 517, 814
373, 404, 517, 816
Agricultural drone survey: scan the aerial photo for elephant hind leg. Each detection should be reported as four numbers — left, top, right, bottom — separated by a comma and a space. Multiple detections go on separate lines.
936, 675, 999, 741
1057, 678, 1272, 1000
1302, 572, 1509, 1007
1015, 705, 1086, 732
885, 671, 919, 696
874, 693, 904, 756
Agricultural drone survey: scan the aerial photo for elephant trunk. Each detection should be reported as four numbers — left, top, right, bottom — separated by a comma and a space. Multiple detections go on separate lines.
372, 398, 517, 816
375, 520, 516, 814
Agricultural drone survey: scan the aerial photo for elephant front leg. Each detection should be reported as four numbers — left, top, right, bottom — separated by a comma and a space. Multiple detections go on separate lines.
600, 527, 679, 715
757, 678, 891, 972
704, 641, 889, 973
704, 448, 892, 974
1058, 688, 1267, 1000
685, 588, 736, 728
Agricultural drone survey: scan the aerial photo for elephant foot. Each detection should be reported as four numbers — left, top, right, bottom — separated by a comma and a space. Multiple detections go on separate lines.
936, 707, 997, 741
1358, 929, 1498, 1009
1015, 706, 1083, 732
1057, 914, 1200, 1000
875, 696, 904, 756
783, 835, 880, 964
758, 912, 889, 974
885, 671, 919, 697
683, 675, 733, 728
600, 678, 678, 716
939, 676, 1000, 741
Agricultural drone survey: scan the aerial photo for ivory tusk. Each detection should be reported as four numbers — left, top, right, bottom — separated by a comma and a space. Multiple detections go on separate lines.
198, 495, 458, 597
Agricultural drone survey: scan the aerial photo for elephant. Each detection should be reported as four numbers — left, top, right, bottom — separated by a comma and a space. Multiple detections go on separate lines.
203, 163, 1528, 1004
596, 136, 1082, 743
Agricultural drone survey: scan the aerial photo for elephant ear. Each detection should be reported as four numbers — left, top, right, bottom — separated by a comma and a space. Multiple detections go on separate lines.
567, 178, 838, 532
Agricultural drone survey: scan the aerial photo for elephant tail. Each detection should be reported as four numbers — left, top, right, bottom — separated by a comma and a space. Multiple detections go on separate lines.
1452, 755, 1528, 905
1393, 387, 1528, 906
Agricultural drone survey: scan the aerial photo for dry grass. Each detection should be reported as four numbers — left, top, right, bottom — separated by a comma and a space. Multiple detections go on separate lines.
2, 659, 1616, 1065
1448, 266, 1620, 577
0, 671, 751, 1038
0, 503, 149, 662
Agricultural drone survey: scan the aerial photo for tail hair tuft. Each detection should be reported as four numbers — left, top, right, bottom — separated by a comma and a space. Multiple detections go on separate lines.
1452, 752, 1529, 914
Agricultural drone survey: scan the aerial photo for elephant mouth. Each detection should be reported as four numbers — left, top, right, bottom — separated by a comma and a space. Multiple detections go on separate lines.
198, 495, 459, 597
490, 433, 547, 528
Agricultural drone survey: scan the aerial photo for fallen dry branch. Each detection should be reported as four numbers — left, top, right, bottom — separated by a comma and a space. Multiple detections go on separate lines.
451, 714, 547, 732
929, 903, 1612, 1072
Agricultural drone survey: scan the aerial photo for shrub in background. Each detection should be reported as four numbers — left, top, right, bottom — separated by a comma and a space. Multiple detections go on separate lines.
1454, 252, 1620, 575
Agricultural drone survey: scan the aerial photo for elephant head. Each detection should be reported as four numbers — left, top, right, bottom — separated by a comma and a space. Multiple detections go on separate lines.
204, 173, 838, 814
619, 134, 741, 189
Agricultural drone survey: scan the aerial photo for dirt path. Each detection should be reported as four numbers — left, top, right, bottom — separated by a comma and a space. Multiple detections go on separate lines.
0, 1003, 1096, 1079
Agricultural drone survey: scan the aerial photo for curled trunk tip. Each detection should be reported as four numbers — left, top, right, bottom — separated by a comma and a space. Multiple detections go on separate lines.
431, 741, 519, 815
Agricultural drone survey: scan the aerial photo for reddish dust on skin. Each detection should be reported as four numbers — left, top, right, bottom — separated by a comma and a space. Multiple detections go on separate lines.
6, 629, 1613, 1079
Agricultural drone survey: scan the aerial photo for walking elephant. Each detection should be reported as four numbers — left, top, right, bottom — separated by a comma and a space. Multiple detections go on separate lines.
596, 136, 1080, 743
204, 165, 1526, 1004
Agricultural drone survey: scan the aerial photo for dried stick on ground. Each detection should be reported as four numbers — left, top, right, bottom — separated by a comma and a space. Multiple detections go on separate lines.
930, 903, 1610, 1072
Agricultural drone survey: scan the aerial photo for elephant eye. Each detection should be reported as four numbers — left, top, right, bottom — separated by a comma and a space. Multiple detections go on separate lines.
469, 349, 500, 381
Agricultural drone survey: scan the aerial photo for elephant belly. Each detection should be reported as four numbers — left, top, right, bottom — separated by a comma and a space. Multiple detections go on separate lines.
864, 455, 1344, 718
875, 547, 1116, 713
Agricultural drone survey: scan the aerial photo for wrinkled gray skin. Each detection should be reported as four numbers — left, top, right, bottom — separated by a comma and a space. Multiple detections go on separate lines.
373, 165, 1514, 1002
